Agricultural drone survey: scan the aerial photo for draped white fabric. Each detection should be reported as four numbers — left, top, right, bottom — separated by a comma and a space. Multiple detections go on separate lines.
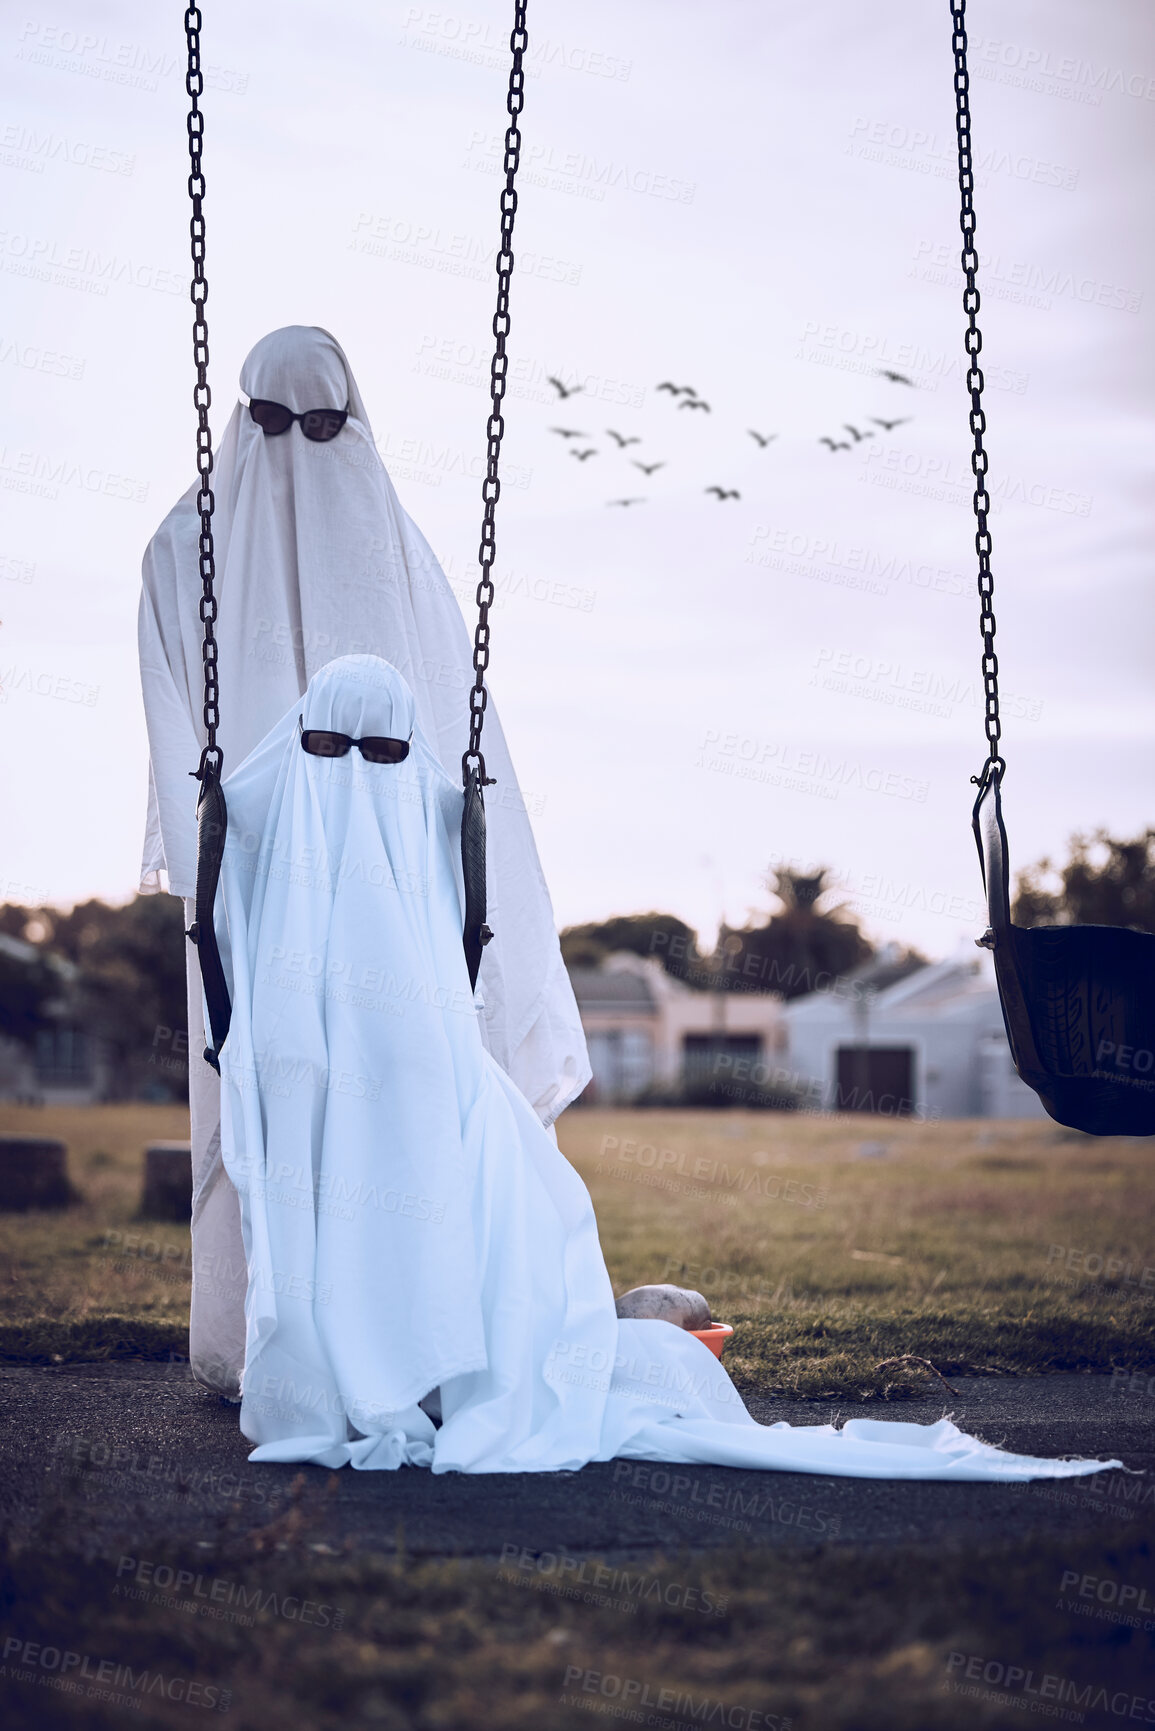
138, 323, 589, 1127
215, 656, 1120, 1484
138, 327, 588, 1396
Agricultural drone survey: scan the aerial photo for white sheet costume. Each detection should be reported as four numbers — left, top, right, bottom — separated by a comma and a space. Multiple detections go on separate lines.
137, 327, 588, 1397
212, 656, 1121, 1483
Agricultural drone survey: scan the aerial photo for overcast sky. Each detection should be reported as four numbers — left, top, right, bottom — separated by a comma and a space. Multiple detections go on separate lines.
2, 0, 1152, 957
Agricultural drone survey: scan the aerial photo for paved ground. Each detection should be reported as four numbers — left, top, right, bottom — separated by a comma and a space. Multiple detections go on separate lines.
2, 1365, 1150, 1561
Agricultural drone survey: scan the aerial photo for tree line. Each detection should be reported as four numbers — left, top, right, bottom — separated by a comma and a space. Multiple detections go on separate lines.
0, 828, 1150, 1101
562, 832, 1155, 995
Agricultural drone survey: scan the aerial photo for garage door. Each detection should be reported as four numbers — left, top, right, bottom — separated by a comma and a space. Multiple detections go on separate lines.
834, 1046, 915, 1117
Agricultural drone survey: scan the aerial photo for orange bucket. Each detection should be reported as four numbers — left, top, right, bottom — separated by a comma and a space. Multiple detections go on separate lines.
688, 1322, 733, 1359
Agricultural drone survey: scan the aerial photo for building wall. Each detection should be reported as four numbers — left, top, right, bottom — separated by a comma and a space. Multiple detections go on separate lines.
0, 1027, 113, 1106
977, 1034, 1050, 1119
0, 1033, 41, 1104
572, 955, 786, 1103
784, 987, 1046, 1121
580, 1010, 657, 1103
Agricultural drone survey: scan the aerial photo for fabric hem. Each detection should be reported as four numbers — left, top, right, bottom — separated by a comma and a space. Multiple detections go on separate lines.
540, 1064, 593, 1129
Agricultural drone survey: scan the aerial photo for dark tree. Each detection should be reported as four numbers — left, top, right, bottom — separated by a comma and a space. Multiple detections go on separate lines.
560, 912, 705, 984
1013, 828, 1155, 933
712, 867, 875, 999
0, 895, 189, 1098
559, 874, 889, 1000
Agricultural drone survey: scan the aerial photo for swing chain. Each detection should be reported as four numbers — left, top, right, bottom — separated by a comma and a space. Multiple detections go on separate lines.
185, 4, 221, 782
463, 0, 528, 788
951, 0, 1004, 790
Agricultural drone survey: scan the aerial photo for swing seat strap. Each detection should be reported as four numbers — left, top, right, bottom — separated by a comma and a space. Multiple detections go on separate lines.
461, 765, 494, 993
972, 769, 1044, 1081
187, 763, 232, 1073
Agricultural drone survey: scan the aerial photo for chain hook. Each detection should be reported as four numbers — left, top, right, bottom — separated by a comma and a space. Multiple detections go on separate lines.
969, 754, 1007, 790
193, 744, 224, 782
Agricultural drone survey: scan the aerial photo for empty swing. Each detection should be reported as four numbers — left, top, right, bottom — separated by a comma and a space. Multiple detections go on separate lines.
180, 0, 1153, 1141
950, 1, 1155, 1137
179, 3, 525, 1067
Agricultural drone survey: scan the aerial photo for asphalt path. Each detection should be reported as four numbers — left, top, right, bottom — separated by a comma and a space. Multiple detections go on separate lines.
2, 1366, 1150, 1562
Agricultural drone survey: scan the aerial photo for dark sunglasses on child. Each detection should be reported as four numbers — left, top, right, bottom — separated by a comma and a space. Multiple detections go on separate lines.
298, 715, 411, 764
247, 396, 350, 441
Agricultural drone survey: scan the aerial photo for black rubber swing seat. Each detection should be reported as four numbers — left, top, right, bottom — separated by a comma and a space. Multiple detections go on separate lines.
974, 770, 1155, 1137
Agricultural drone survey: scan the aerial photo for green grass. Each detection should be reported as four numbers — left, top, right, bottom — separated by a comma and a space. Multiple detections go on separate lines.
2, 1492, 1151, 1729
2, 1104, 1153, 1396
0, 1103, 192, 1361
572, 1107, 1155, 1396
3, 1104, 1154, 1728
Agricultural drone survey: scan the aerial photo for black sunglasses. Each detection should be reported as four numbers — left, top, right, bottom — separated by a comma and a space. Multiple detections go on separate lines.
298, 715, 411, 764
247, 397, 349, 441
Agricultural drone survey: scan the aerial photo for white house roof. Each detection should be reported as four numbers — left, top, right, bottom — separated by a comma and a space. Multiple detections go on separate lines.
0, 931, 79, 982
784, 943, 1000, 1027
567, 965, 659, 1014
875, 952, 989, 1011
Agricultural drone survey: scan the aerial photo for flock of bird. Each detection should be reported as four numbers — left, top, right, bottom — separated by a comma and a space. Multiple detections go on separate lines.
819, 417, 911, 453
543, 370, 916, 507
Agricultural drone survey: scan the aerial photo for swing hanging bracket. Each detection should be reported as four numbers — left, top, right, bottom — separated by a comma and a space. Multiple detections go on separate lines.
183, 3, 232, 1073
192, 743, 224, 781
968, 753, 1006, 792
951, 0, 1155, 1138
459, 1, 528, 992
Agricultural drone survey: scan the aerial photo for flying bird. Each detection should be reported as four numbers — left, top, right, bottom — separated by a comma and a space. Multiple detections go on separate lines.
679, 398, 711, 412
705, 487, 740, 501
842, 424, 876, 442
549, 426, 588, 439
877, 368, 914, 386
606, 430, 641, 448
819, 437, 851, 452
747, 430, 777, 447
570, 448, 597, 461
656, 381, 698, 396
547, 375, 583, 399
632, 460, 666, 476
607, 498, 645, 507
871, 416, 911, 432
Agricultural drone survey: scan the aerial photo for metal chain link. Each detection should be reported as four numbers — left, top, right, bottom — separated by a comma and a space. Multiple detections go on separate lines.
951, 0, 1003, 788
463, 1, 528, 787
185, 5, 221, 780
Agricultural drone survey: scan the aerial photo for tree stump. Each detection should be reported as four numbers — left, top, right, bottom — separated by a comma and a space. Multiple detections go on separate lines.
140, 1141, 193, 1222
0, 1136, 73, 1210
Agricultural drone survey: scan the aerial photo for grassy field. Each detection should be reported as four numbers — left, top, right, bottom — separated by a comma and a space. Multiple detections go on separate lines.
4, 1510, 1153, 1731
0, 1103, 193, 1363
3, 1103, 1154, 1728
2, 1103, 1153, 1396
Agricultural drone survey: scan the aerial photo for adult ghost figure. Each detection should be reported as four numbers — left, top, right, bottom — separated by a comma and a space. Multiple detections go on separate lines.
214, 655, 1123, 1485
138, 327, 589, 1398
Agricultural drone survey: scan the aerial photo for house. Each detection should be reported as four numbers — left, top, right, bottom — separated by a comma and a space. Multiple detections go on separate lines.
0, 932, 110, 1105
780, 941, 1046, 1120
566, 952, 787, 1104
